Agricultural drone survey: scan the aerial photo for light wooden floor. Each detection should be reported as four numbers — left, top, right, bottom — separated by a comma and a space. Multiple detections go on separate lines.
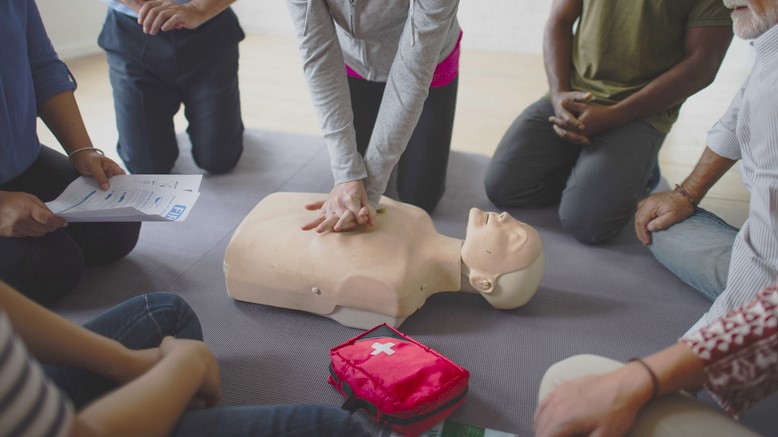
38, 34, 750, 226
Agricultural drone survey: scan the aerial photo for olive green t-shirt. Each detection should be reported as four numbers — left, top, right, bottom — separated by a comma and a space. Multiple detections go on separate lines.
571, 0, 731, 134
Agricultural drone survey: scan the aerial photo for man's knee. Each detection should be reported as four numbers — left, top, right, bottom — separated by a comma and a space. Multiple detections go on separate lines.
190, 128, 244, 174
484, 164, 537, 208
195, 148, 242, 174
559, 204, 628, 244
648, 226, 685, 258
539, 354, 620, 402
646, 217, 731, 300
485, 166, 512, 206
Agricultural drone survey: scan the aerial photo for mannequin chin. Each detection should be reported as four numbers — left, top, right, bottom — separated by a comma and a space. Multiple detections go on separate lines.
224, 192, 545, 330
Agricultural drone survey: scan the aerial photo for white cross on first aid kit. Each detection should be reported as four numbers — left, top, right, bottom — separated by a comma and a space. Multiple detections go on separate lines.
370, 341, 396, 355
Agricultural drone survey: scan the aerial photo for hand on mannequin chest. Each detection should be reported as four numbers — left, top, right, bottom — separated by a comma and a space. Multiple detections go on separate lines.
224, 192, 544, 329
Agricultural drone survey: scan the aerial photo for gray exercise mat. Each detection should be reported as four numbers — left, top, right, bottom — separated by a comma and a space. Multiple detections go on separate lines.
53, 130, 777, 436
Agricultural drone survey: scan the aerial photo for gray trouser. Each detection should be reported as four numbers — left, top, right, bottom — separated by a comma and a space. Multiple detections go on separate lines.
485, 97, 665, 243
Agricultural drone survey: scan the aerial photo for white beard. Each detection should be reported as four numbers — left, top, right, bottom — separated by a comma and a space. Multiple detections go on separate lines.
729, 2, 778, 39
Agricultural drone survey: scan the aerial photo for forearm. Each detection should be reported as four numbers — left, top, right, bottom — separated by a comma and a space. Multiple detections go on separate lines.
0, 282, 130, 379
543, 7, 577, 95
363, 3, 457, 205
184, 0, 236, 24
73, 349, 205, 437
612, 61, 718, 124
680, 147, 737, 202
640, 343, 707, 398
611, 27, 732, 124
38, 90, 93, 155
287, 0, 366, 184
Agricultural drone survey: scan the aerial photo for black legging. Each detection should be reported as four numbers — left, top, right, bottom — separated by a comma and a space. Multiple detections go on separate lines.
0, 146, 140, 305
348, 75, 458, 213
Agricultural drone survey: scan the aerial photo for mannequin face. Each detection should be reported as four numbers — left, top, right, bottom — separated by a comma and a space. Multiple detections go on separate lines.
461, 208, 543, 293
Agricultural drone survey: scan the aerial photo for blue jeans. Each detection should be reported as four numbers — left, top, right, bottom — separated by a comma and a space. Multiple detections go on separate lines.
648, 208, 738, 300
45, 292, 203, 408
46, 293, 369, 437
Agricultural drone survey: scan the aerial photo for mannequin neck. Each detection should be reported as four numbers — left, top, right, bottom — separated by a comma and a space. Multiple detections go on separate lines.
420, 233, 464, 294
460, 261, 478, 294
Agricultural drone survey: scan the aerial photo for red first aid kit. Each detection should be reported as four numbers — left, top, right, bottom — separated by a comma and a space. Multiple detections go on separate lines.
328, 324, 470, 436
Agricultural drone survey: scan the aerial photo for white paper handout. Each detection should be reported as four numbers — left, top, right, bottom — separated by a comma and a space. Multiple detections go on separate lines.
46, 175, 203, 222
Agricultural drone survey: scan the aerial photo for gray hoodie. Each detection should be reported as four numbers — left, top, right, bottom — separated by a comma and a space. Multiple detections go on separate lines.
287, 0, 461, 206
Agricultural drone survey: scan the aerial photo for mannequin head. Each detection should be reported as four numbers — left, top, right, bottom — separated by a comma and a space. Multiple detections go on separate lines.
461, 208, 544, 309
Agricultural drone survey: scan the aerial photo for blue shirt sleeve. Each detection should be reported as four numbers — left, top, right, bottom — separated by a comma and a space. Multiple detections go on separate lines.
25, 0, 76, 111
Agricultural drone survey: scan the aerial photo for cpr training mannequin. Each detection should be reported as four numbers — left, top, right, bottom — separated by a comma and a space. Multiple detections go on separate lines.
224, 192, 544, 329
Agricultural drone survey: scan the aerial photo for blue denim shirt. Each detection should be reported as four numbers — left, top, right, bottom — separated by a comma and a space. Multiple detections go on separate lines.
0, 0, 76, 184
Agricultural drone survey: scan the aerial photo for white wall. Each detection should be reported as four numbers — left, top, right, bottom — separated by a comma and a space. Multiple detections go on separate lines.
36, 1, 554, 58
232, 0, 552, 54
39, 0, 752, 73
455, 1, 551, 53
37, 0, 107, 59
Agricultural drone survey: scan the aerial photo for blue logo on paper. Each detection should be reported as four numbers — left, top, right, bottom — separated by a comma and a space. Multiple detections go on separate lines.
165, 205, 187, 221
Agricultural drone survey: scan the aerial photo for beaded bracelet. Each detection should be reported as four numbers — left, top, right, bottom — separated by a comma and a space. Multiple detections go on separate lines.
629, 357, 660, 401
674, 184, 698, 206
67, 147, 105, 165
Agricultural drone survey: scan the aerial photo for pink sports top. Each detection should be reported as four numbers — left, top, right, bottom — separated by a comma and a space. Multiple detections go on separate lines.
346, 32, 462, 88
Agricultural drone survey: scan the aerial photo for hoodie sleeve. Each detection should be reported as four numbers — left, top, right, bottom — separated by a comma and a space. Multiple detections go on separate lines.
287, 0, 368, 187
362, 0, 459, 205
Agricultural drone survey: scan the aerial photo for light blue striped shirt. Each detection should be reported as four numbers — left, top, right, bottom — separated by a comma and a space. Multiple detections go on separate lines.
688, 23, 778, 334
0, 311, 73, 437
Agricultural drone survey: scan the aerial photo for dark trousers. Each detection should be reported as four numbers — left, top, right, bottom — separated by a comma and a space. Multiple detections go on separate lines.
485, 97, 666, 244
0, 146, 141, 305
348, 75, 458, 213
98, 9, 245, 174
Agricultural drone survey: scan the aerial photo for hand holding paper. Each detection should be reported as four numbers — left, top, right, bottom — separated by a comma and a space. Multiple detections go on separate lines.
46, 175, 203, 222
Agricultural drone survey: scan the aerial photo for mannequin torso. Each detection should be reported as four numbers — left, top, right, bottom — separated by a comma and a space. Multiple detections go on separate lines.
224, 192, 543, 329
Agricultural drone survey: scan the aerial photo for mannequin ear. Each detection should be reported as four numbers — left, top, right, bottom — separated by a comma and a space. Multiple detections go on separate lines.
469, 272, 495, 294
